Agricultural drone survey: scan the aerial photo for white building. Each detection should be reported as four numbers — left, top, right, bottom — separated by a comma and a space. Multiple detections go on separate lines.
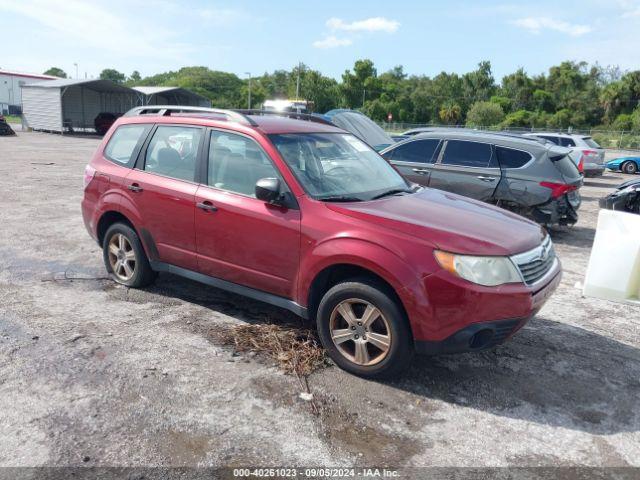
0, 69, 58, 115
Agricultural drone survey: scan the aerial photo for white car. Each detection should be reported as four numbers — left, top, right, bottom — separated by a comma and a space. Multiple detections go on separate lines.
523, 133, 605, 177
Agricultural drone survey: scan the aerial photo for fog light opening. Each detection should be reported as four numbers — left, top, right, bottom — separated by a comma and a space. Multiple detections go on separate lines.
469, 329, 494, 349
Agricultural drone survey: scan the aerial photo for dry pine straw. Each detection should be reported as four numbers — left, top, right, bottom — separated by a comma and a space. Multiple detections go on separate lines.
217, 324, 327, 377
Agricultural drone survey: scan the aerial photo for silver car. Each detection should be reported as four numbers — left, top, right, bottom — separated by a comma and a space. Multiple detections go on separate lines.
380, 131, 584, 226
522, 132, 605, 177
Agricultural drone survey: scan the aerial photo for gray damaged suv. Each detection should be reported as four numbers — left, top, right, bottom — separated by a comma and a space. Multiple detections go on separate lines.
380, 131, 583, 225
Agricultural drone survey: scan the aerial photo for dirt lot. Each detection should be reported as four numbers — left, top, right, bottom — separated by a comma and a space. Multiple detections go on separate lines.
1, 129, 639, 470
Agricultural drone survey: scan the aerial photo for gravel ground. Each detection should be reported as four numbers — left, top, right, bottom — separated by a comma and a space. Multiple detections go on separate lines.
1, 130, 639, 471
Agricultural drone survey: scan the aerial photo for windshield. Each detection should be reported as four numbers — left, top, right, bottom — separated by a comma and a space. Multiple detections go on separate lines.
269, 133, 410, 201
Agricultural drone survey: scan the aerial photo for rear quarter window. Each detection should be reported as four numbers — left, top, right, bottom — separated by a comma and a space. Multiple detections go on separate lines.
559, 137, 576, 147
582, 137, 601, 149
104, 124, 150, 166
496, 146, 532, 168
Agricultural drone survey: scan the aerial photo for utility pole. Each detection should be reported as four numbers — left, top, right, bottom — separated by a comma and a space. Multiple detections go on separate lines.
245, 72, 252, 109
362, 89, 366, 108
295, 61, 301, 100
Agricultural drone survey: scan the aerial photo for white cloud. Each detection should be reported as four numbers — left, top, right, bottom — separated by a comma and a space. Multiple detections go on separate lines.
326, 16, 400, 33
312, 35, 353, 49
0, 0, 192, 59
512, 17, 592, 36
616, 0, 640, 17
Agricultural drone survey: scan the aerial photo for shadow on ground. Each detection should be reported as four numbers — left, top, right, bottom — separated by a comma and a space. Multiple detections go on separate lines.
129, 273, 640, 437
385, 316, 640, 435
547, 225, 595, 249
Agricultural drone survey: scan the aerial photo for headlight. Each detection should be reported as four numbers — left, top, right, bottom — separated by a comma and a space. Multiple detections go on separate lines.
434, 250, 522, 286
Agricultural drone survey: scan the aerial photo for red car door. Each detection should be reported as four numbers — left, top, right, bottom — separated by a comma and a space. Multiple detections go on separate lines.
124, 124, 204, 271
194, 129, 301, 299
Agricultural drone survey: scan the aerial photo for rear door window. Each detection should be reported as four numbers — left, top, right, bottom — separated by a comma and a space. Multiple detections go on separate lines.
104, 124, 150, 166
495, 147, 532, 169
441, 140, 493, 168
387, 139, 440, 163
144, 125, 203, 182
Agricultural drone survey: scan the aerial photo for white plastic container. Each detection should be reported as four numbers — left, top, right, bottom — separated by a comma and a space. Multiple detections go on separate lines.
583, 209, 640, 305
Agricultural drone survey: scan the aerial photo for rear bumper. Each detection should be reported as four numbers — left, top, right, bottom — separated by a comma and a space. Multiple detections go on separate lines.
583, 163, 605, 176
531, 194, 579, 225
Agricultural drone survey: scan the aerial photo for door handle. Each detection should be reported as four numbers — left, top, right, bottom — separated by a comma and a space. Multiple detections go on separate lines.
127, 183, 143, 192
196, 201, 218, 212
477, 176, 496, 182
412, 168, 429, 174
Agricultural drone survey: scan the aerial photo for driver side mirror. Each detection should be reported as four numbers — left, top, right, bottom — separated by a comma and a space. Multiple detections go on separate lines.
255, 177, 282, 203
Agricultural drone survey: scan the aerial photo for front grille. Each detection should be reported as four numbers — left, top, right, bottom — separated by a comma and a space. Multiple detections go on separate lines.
511, 236, 556, 286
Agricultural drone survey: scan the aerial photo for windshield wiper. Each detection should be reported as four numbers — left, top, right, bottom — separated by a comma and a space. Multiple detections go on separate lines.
370, 188, 414, 200
318, 195, 363, 202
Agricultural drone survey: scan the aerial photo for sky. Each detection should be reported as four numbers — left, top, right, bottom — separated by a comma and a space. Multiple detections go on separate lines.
1, 0, 640, 81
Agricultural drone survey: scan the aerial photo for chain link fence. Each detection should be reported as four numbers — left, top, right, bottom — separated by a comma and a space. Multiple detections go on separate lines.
378, 122, 640, 151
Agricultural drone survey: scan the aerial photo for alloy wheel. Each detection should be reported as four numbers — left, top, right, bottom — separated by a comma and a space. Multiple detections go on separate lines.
329, 298, 392, 366
107, 233, 136, 282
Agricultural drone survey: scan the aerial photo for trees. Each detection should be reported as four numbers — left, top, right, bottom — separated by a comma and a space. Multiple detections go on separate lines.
95, 59, 637, 129
439, 102, 462, 125
43, 67, 67, 78
99, 69, 126, 84
466, 101, 504, 127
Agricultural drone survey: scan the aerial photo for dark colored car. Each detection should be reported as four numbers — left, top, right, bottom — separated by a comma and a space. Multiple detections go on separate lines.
380, 131, 583, 226
599, 178, 640, 213
82, 106, 561, 378
0, 114, 16, 136
317, 109, 394, 151
94, 112, 123, 136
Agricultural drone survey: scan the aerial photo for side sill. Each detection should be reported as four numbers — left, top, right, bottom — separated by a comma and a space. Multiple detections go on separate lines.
149, 261, 308, 319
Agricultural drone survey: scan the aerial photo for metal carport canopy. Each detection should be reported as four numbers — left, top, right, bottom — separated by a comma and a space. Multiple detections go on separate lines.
133, 86, 211, 107
22, 78, 141, 133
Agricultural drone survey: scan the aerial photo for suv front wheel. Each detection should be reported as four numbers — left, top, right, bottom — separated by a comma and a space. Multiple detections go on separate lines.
103, 223, 156, 288
316, 279, 414, 378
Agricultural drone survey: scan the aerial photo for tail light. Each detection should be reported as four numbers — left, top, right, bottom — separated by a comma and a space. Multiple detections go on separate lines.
577, 156, 584, 173
582, 149, 598, 158
83, 164, 96, 189
540, 181, 577, 199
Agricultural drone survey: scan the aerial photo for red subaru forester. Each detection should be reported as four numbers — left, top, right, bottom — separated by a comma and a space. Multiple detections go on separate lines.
82, 106, 561, 378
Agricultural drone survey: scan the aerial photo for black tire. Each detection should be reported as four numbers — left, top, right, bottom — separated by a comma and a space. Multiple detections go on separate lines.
316, 278, 414, 379
102, 223, 156, 288
622, 161, 638, 175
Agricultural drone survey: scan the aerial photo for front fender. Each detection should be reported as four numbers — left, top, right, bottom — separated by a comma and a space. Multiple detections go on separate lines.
298, 237, 429, 318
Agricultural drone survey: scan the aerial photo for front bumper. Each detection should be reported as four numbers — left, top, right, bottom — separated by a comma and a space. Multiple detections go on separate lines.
414, 269, 561, 355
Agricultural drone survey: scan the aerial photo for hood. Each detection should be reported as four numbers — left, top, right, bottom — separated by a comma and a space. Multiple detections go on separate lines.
616, 177, 640, 190
326, 188, 546, 256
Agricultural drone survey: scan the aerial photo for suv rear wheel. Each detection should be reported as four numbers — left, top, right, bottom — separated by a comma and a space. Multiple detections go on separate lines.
316, 279, 414, 378
622, 161, 638, 175
103, 223, 156, 288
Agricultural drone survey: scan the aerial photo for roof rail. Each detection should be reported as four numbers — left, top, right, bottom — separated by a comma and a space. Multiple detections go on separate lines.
123, 105, 258, 126
233, 109, 334, 126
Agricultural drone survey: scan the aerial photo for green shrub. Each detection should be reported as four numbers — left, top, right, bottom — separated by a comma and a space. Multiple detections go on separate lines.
466, 101, 505, 127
